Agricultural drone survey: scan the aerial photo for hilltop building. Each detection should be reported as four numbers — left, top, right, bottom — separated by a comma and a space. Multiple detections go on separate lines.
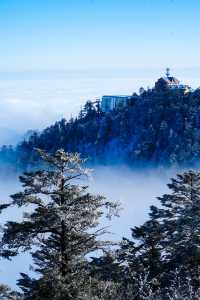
101, 95, 132, 112
100, 69, 191, 112
155, 68, 191, 93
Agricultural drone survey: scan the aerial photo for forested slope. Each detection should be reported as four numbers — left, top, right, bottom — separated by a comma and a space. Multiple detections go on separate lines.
2, 87, 200, 169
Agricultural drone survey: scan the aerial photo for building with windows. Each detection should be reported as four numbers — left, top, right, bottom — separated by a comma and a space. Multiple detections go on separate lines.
101, 95, 132, 112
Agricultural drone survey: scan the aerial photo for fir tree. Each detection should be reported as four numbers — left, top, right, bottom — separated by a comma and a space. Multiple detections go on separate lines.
150, 171, 200, 278
116, 220, 163, 299
0, 284, 21, 300
0, 206, 21, 300
1, 149, 119, 300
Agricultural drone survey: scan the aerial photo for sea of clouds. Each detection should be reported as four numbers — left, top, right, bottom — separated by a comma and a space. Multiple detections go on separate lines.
0, 76, 153, 139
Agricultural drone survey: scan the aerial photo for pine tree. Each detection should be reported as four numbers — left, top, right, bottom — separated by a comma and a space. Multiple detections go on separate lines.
0, 284, 21, 300
116, 220, 163, 300
1, 149, 119, 300
89, 251, 122, 283
0, 205, 21, 300
83, 101, 96, 119
150, 170, 200, 277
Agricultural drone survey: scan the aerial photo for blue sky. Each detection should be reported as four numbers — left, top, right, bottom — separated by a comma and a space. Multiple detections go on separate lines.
0, 0, 200, 138
0, 0, 200, 73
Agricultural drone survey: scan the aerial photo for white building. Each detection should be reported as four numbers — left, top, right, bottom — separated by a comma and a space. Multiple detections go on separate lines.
101, 95, 132, 112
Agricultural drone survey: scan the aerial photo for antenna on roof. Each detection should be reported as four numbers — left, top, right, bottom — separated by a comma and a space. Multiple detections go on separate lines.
166, 68, 170, 78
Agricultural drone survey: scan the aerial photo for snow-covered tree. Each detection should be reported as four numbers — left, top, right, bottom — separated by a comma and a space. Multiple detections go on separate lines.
150, 170, 200, 275
0, 284, 21, 300
1, 149, 119, 300
0, 206, 21, 300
